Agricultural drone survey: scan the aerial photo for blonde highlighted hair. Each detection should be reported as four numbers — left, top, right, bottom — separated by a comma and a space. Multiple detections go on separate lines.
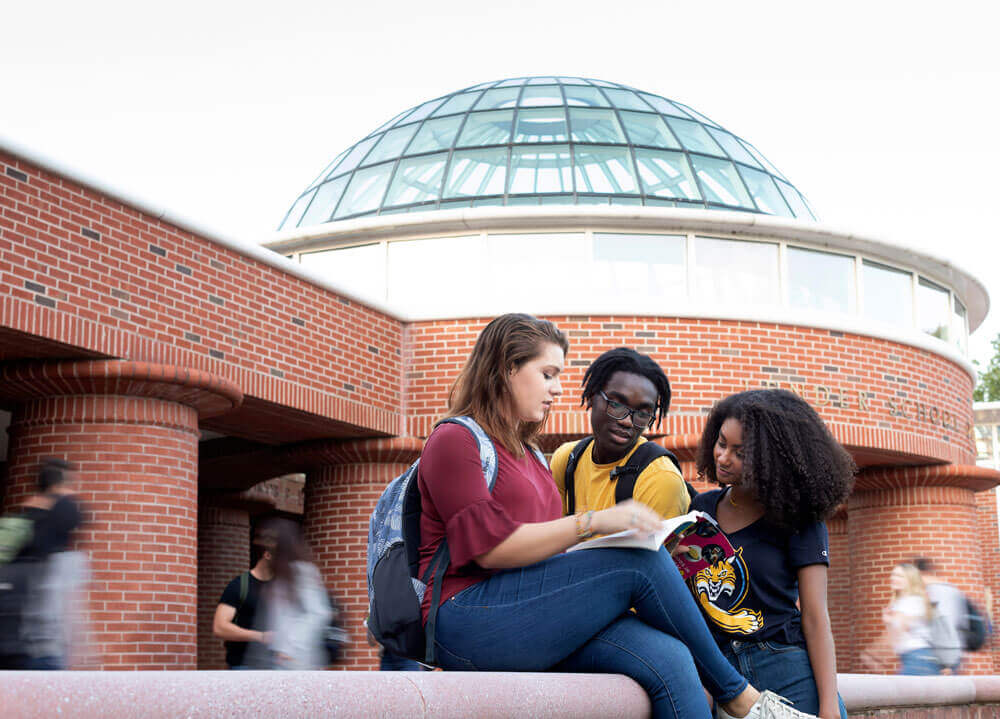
893, 563, 933, 620
442, 313, 568, 456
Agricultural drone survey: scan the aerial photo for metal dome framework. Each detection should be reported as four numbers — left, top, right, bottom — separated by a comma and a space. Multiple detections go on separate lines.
279, 76, 815, 229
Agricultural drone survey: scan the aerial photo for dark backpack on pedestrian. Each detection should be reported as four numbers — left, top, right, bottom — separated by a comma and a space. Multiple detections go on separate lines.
366, 416, 545, 666
962, 597, 990, 651
0, 513, 40, 667
563, 437, 696, 514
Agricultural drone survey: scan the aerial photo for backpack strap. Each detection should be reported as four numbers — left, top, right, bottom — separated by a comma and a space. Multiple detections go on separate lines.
611, 441, 696, 504
563, 437, 594, 515
421, 415, 498, 665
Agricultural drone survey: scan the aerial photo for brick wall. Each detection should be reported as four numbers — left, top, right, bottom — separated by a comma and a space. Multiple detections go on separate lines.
2, 394, 200, 669
405, 317, 974, 466
0, 151, 403, 435
197, 506, 251, 669
303, 461, 411, 670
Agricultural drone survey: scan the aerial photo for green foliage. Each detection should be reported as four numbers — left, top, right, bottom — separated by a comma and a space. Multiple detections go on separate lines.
974, 333, 1000, 402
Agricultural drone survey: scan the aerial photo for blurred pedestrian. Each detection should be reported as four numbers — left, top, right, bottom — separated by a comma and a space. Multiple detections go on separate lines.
257, 518, 332, 670
883, 563, 940, 675
0, 458, 89, 670
213, 528, 275, 669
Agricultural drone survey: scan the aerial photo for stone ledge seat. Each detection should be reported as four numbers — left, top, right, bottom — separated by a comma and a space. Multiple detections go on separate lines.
3, 671, 1000, 718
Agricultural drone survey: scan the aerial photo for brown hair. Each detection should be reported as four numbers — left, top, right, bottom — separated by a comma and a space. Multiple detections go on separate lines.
443, 313, 568, 456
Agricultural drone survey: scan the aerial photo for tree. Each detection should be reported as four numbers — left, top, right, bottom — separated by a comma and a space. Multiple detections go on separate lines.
974, 332, 1000, 402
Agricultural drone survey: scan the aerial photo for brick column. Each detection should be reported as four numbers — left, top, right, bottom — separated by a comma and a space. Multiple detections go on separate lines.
826, 512, 852, 672
288, 437, 422, 670
0, 360, 241, 670
846, 465, 1000, 674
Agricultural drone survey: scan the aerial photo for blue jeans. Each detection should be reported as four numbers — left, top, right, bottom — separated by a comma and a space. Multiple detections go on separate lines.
899, 647, 941, 675
434, 547, 748, 719
722, 640, 847, 719
380, 650, 423, 671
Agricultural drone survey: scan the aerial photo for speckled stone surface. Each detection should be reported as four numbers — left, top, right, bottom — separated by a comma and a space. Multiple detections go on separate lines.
838, 673, 976, 709
0, 671, 651, 718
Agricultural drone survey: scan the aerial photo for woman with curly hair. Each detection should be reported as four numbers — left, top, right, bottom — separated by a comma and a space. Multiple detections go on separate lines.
692, 389, 855, 719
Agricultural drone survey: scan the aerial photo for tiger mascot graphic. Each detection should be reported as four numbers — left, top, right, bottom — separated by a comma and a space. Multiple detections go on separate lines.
690, 545, 762, 634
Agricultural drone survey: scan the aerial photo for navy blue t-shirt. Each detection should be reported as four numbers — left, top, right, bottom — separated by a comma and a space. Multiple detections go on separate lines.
689, 488, 830, 648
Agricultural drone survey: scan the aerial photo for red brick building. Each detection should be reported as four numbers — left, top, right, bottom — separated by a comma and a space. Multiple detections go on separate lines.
2, 76, 998, 673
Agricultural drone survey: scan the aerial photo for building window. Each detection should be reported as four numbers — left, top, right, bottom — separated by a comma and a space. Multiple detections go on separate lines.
862, 260, 912, 328
916, 277, 951, 341
593, 234, 686, 302
387, 236, 483, 312
953, 297, 969, 354
787, 246, 856, 314
694, 237, 779, 306
300, 243, 386, 300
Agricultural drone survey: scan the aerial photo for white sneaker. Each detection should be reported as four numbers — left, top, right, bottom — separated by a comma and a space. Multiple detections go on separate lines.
717, 690, 819, 719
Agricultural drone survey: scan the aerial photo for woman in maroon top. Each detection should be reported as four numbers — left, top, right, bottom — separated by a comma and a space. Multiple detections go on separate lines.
417, 313, 816, 719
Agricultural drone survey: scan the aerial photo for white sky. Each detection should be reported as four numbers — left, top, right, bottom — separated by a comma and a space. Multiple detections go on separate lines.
4, 1, 1000, 365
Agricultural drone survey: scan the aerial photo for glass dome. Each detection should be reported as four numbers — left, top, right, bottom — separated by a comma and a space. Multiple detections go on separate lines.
279, 76, 815, 230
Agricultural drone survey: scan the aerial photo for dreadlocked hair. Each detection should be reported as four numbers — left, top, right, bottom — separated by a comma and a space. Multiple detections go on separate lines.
695, 389, 856, 530
581, 347, 672, 428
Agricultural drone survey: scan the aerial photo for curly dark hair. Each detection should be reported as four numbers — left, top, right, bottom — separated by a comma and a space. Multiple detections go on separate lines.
581, 347, 672, 428
696, 389, 855, 530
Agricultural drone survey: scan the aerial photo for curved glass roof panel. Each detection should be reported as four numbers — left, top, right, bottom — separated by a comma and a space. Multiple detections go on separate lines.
281, 76, 813, 227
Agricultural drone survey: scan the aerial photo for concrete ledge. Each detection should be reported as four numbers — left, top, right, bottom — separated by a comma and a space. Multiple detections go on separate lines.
4, 671, 1000, 718
0, 671, 650, 718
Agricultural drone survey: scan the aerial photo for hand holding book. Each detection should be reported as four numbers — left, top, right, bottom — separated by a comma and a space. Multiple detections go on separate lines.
566, 510, 735, 579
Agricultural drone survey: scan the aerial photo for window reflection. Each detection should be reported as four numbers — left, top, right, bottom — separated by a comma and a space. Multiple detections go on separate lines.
787, 247, 855, 314
384, 153, 447, 207
509, 145, 573, 194
634, 149, 699, 200
457, 110, 514, 147
387, 236, 484, 311
593, 234, 686, 301
445, 148, 508, 197
862, 260, 912, 327
299, 176, 349, 226
601, 89, 652, 111
574, 147, 638, 194
334, 163, 393, 218
916, 277, 951, 340
694, 237, 779, 306
364, 125, 419, 166
620, 112, 680, 149
487, 234, 590, 303
976, 424, 995, 463
300, 243, 386, 300
407, 116, 463, 155
665, 118, 724, 156
563, 85, 611, 107
432, 91, 482, 117
953, 298, 968, 353
280, 189, 317, 230
690, 156, 754, 208
738, 166, 792, 217
514, 108, 569, 143
519, 86, 564, 107
569, 109, 626, 144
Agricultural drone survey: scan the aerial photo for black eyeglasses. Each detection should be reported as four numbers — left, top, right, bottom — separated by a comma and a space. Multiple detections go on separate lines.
599, 391, 655, 427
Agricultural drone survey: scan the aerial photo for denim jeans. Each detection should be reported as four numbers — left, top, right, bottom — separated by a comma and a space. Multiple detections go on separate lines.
899, 647, 941, 676
434, 547, 748, 719
380, 650, 423, 671
722, 640, 847, 719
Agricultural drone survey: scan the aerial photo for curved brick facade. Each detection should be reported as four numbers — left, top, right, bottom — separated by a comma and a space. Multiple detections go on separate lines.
3, 145, 999, 675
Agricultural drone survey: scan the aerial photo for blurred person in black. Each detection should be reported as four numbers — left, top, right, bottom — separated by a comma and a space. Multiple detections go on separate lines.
213, 527, 275, 669
0, 457, 88, 670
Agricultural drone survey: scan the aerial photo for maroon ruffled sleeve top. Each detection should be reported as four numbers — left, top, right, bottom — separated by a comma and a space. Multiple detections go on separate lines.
417, 421, 562, 622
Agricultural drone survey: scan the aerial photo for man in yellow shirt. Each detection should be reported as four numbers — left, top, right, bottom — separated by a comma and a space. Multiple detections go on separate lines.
550, 347, 691, 520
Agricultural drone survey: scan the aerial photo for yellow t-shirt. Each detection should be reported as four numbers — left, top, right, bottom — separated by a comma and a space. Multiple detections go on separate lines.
549, 437, 690, 520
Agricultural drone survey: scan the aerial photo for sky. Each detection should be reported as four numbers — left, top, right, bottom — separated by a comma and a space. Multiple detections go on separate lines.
4, 0, 1000, 365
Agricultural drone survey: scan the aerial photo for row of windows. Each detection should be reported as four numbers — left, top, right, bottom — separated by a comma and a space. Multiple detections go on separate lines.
288, 233, 969, 353
281, 145, 812, 229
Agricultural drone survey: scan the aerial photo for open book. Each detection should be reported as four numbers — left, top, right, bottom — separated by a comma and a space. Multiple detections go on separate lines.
566, 510, 735, 579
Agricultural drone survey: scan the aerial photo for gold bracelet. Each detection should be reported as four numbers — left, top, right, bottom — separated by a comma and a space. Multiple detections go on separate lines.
575, 510, 595, 541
